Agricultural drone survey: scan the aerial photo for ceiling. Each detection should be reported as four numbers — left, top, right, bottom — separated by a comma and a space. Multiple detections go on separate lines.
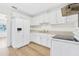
0, 3, 68, 17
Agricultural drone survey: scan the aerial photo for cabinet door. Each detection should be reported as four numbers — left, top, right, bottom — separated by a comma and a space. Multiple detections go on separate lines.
31, 33, 52, 48
52, 39, 79, 56
48, 11, 57, 24
31, 18, 40, 26
31, 33, 40, 44
39, 33, 52, 48
30, 33, 35, 41
66, 14, 78, 27
56, 10, 66, 24
52, 40, 66, 56
41, 13, 49, 23
47, 37, 52, 48
35, 33, 41, 44
52, 40, 71, 56
70, 44, 79, 56
39, 33, 48, 47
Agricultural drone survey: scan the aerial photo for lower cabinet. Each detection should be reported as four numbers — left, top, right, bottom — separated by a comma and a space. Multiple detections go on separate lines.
39, 33, 52, 48
30, 32, 40, 44
39, 33, 48, 47
51, 39, 79, 56
30, 32, 52, 48
47, 37, 52, 48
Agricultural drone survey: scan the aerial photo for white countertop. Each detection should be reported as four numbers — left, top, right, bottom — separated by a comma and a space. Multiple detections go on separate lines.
52, 37, 79, 45
30, 30, 79, 45
30, 30, 74, 36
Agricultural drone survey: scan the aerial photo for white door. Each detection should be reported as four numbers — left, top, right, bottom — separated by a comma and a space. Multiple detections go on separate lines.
12, 17, 30, 48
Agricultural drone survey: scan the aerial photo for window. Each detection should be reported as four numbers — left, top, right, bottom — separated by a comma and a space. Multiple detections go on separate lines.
0, 24, 6, 32
0, 13, 7, 33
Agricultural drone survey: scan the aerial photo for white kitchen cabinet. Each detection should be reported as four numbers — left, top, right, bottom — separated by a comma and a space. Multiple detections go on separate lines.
56, 9, 66, 24
38, 33, 52, 48
30, 32, 52, 48
34, 33, 40, 44
30, 18, 40, 26
52, 40, 71, 56
56, 10, 78, 27
31, 33, 48, 47
31, 12, 49, 26
47, 36, 52, 48
39, 33, 48, 47
30, 32, 40, 44
51, 39, 79, 56
31, 10, 57, 25
30, 33, 35, 41
66, 14, 78, 27
40, 13, 49, 23
48, 10, 57, 24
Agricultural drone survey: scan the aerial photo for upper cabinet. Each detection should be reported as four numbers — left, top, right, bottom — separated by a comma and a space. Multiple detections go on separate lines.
66, 14, 78, 27
31, 12, 57, 26
61, 3, 79, 16
30, 17, 40, 26
56, 9, 66, 24
48, 10, 57, 24
31, 3, 79, 27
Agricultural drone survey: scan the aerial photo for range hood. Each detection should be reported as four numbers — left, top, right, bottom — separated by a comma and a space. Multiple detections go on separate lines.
61, 3, 79, 16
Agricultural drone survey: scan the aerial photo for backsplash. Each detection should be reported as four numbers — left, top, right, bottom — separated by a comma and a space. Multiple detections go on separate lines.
30, 24, 76, 32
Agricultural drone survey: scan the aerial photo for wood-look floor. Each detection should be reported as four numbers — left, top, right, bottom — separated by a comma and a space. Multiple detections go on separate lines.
0, 38, 50, 56
9, 42, 50, 56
